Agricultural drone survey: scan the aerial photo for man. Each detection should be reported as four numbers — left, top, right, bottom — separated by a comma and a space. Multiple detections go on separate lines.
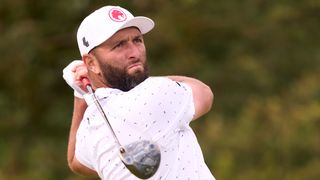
63, 5, 215, 179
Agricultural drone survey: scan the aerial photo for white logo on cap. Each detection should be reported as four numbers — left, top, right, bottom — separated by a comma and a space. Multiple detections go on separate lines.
108, 8, 127, 22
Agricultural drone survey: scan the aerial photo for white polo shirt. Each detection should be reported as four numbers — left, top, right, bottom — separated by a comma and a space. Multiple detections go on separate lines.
76, 77, 215, 180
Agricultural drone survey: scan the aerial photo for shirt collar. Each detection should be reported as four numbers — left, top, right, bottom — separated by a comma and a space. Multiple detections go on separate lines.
84, 87, 122, 105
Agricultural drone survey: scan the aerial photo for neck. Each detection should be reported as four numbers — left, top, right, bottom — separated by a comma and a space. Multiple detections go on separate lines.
88, 73, 110, 90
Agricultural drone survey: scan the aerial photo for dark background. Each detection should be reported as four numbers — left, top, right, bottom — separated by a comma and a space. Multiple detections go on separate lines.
1, 0, 320, 179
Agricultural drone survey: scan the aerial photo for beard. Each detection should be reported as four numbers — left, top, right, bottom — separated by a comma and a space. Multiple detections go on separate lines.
98, 61, 149, 92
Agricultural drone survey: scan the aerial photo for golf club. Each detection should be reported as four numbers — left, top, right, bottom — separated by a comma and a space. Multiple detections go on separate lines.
82, 78, 161, 179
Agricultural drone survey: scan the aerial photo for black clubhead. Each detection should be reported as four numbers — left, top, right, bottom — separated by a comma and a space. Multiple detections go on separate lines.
119, 140, 161, 179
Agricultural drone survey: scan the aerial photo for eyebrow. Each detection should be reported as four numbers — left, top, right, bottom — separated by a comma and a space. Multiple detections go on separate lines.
112, 34, 143, 45
133, 34, 143, 39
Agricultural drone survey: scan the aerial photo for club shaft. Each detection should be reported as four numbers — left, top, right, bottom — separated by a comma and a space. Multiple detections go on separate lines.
86, 85, 122, 147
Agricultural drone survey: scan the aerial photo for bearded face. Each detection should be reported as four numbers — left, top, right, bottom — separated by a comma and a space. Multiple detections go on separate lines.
97, 59, 149, 91
87, 28, 150, 91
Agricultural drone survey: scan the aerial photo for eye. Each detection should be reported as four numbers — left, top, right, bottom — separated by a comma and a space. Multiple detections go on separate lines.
133, 37, 143, 43
114, 41, 125, 49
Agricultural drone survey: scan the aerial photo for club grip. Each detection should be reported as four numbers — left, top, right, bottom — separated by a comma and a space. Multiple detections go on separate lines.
81, 77, 91, 87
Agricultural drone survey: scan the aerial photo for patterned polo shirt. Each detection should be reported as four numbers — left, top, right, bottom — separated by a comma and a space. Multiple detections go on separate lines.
76, 77, 215, 179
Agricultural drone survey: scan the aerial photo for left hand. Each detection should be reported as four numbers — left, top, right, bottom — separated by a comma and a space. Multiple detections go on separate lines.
62, 60, 89, 98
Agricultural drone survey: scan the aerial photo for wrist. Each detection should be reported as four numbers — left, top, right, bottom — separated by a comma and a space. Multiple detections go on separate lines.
74, 90, 84, 99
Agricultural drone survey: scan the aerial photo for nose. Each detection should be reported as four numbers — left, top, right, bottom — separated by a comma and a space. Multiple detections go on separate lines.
126, 42, 141, 60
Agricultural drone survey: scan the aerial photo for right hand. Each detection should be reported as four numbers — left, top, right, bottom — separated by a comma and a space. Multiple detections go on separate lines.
63, 60, 89, 98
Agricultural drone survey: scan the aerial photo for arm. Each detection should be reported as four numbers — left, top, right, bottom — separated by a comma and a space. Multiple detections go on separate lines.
63, 60, 97, 176
67, 97, 98, 177
167, 76, 214, 120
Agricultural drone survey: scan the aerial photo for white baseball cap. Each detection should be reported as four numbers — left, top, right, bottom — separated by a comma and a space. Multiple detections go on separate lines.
77, 6, 155, 56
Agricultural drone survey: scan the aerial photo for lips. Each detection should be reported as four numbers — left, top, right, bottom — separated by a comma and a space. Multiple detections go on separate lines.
128, 62, 143, 70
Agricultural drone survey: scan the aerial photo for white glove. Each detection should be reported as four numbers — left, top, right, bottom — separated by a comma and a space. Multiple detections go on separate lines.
62, 60, 87, 98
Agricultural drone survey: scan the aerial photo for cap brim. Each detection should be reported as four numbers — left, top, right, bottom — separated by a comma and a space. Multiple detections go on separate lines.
120, 16, 155, 34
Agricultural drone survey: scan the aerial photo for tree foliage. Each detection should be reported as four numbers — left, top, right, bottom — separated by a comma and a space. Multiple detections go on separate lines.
0, 0, 319, 179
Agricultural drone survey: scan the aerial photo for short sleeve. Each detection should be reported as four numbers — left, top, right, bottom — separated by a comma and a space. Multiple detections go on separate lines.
176, 81, 195, 125
75, 113, 95, 170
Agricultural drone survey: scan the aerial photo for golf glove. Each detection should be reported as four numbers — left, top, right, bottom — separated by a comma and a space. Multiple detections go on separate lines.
63, 60, 86, 98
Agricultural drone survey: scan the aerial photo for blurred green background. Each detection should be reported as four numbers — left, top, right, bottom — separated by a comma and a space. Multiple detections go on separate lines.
1, 0, 320, 179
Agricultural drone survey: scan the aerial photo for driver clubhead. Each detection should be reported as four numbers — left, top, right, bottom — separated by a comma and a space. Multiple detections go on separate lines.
119, 140, 161, 179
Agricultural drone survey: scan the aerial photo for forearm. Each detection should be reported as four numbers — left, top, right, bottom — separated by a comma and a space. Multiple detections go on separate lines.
67, 97, 98, 177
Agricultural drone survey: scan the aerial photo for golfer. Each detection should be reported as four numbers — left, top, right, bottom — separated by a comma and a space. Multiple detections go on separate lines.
63, 5, 215, 180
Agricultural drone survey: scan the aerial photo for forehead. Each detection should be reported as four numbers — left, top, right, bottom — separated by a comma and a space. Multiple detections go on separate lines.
107, 27, 142, 42
91, 27, 143, 52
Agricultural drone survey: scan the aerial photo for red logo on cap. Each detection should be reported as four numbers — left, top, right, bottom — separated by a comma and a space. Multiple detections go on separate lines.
109, 8, 127, 22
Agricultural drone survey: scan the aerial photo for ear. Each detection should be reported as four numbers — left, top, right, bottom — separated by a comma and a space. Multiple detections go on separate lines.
82, 53, 101, 74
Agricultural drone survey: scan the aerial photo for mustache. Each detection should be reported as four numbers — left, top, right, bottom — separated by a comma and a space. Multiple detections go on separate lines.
128, 59, 141, 65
